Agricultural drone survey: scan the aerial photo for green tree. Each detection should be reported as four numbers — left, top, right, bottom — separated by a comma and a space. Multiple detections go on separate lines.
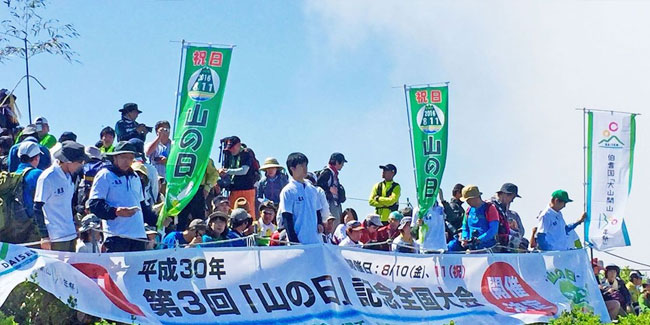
1, 0, 79, 122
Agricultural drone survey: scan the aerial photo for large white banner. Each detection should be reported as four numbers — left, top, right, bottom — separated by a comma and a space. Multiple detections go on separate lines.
0, 242, 608, 324
585, 111, 637, 250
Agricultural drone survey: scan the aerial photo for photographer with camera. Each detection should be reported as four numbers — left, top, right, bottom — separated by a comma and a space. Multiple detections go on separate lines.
145, 120, 172, 178
447, 185, 500, 252
115, 103, 152, 142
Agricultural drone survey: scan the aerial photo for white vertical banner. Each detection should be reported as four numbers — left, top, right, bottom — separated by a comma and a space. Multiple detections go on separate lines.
585, 111, 637, 250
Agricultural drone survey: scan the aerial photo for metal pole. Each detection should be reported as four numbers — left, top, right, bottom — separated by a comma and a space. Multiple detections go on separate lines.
403, 85, 419, 210
172, 39, 186, 137
582, 107, 594, 262
24, 37, 32, 124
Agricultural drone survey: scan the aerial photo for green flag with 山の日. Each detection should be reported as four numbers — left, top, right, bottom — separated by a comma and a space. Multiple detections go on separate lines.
406, 85, 448, 218
158, 45, 233, 227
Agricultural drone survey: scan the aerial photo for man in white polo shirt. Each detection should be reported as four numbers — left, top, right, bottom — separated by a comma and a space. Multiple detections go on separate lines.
34, 141, 89, 251
89, 141, 156, 252
535, 190, 587, 251
278, 152, 323, 245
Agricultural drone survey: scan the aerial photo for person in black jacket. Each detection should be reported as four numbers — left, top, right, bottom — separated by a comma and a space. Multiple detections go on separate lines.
115, 103, 150, 142
316, 152, 346, 221
601, 264, 632, 317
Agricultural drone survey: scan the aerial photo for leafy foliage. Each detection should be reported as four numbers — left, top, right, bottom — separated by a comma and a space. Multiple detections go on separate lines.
0, 0, 79, 63
549, 306, 603, 325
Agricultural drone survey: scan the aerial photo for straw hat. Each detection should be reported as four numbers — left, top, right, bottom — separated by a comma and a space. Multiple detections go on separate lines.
260, 157, 284, 171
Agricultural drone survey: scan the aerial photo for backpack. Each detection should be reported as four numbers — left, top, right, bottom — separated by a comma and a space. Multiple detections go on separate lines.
0, 168, 35, 243
375, 181, 399, 212
241, 147, 261, 183
490, 200, 511, 247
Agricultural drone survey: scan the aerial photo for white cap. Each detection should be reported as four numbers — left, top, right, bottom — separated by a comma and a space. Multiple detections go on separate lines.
17, 141, 42, 158
34, 116, 48, 125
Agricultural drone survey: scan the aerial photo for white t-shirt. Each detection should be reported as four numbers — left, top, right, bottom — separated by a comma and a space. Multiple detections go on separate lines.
34, 164, 76, 242
333, 224, 347, 243
392, 236, 421, 253
90, 168, 146, 239
338, 236, 360, 247
278, 179, 322, 244
76, 240, 100, 253
536, 206, 569, 251
256, 218, 277, 238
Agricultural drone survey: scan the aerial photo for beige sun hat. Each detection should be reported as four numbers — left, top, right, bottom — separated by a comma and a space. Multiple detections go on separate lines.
260, 157, 284, 170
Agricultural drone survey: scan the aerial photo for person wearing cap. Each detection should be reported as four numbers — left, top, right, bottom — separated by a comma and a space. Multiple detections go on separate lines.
369, 164, 401, 225
202, 211, 232, 248
602, 264, 632, 314
76, 214, 102, 253
145, 120, 172, 178
161, 218, 206, 249
321, 215, 337, 244
98, 126, 116, 153
490, 183, 521, 249
375, 211, 403, 251
338, 220, 364, 247
534, 190, 587, 252
227, 208, 253, 247
7, 124, 51, 172
316, 152, 347, 222
391, 217, 420, 254
144, 224, 160, 250
7, 142, 44, 243
333, 208, 358, 244
219, 136, 257, 210
34, 117, 56, 149
278, 152, 324, 245
257, 157, 289, 206
88, 141, 157, 252
115, 103, 149, 142
447, 185, 501, 251
211, 195, 231, 214
359, 214, 383, 244
439, 183, 465, 239
626, 272, 643, 315
34, 141, 88, 252
253, 201, 278, 246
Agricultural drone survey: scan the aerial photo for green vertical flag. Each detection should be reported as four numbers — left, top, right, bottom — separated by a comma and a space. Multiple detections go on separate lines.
158, 45, 233, 227
406, 85, 449, 218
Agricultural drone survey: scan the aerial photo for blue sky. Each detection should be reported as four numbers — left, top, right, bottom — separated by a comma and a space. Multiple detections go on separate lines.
2, 1, 649, 268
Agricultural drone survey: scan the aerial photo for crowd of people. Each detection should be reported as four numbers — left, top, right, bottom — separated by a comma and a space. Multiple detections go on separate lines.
1, 89, 649, 319
592, 258, 650, 319
0, 91, 600, 255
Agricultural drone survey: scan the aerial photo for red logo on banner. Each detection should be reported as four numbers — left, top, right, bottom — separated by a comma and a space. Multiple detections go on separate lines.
481, 262, 557, 315
72, 263, 145, 316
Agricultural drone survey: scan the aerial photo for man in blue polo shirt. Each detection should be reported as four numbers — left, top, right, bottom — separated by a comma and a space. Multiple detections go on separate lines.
88, 141, 157, 252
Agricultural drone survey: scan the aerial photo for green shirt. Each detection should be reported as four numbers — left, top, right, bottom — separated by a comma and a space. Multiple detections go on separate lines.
100, 145, 114, 153
39, 134, 57, 149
